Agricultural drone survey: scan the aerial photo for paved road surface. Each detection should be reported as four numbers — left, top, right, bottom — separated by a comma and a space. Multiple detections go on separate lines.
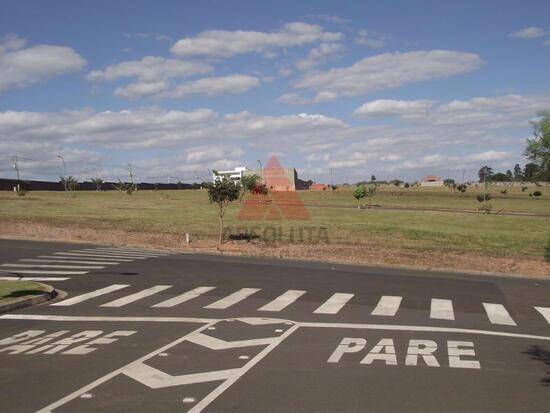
1, 238, 549, 412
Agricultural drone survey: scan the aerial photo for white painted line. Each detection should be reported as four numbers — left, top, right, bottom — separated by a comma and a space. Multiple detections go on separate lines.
1, 263, 104, 269
482, 303, 517, 326
258, 289, 306, 312
63, 251, 147, 259
0, 269, 88, 275
20, 259, 119, 265
535, 306, 550, 324
152, 286, 216, 308
38, 255, 132, 262
0, 277, 69, 281
79, 249, 162, 258
92, 247, 171, 254
0, 314, 217, 323
430, 298, 455, 320
371, 295, 402, 316
35, 322, 218, 413
204, 288, 261, 309
313, 293, 354, 314
53, 252, 142, 260
51, 284, 130, 306
101, 285, 172, 307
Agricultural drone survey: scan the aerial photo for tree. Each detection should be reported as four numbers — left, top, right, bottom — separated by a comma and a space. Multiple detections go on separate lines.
208, 178, 241, 245
505, 170, 513, 181
525, 111, 550, 180
239, 174, 261, 201
513, 164, 523, 181
523, 162, 541, 181
478, 166, 493, 182
60, 175, 78, 193
444, 178, 456, 189
91, 177, 103, 191
353, 185, 366, 209
492, 172, 512, 182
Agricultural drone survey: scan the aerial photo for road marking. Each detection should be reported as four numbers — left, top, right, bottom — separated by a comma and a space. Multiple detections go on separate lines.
79, 249, 162, 258
314, 293, 354, 314
152, 286, 216, 308
0, 269, 88, 275
52, 285, 130, 306
482, 303, 517, 326
92, 247, 172, 255
38, 255, 133, 262
371, 295, 403, 316
430, 298, 455, 320
534, 307, 550, 324
62, 252, 147, 260
258, 289, 306, 312
0, 314, 216, 323
101, 285, 172, 307
204, 288, 261, 309
0, 276, 69, 281
20, 259, 119, 265
53, 252, 143, 260
1, 263, 104, 269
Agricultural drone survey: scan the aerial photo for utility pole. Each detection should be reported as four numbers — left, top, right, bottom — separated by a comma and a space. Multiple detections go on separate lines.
11, 156, 20, 181
127, 164, 134, 184
57, 155, 68, 192
330, 168, 333, 187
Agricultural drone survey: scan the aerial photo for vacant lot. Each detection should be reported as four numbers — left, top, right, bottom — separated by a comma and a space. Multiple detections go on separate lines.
1, 186, 549, 275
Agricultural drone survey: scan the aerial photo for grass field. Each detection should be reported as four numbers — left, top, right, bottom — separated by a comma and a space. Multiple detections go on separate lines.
1, 185, 549, 260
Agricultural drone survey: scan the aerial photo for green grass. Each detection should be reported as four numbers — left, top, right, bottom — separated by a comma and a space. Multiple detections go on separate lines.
0, 281, 47, 305
0, 187, 549, 259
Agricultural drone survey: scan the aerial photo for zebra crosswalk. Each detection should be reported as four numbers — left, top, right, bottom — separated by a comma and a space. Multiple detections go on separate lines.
49, 283, 550, 328
0, 246, 176, 280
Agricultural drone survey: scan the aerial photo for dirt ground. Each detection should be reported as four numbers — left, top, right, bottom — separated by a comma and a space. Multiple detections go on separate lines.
1, 221, 548, 279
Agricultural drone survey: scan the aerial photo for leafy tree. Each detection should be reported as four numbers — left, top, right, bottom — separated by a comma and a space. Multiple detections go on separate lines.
113, 180, 136, 195
523, 162, 541, 181
239, 174, 261, 200
525, 111, 550, 180
208, 178, 241, 244
444, 178, 456, 189
513, 164, 523, 181
478, 166, 493, 182
353, 185, 366, 209
456, 183, 467, 193
505, 170, 513, 181
91, 177, 103, 191
60, 175, 78, 193
492, 172, 512, 182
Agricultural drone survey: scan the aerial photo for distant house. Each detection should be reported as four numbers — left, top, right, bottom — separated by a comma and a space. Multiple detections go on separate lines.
420, 175, 444, 187
212, 166, 248, 182
310, 183, 329, 191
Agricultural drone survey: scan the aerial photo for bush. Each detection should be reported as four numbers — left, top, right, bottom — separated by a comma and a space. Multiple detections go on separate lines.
456, 183, 467, 193
476, 194, 492, 202
545, 236, 550, 263
533, 190, 542, 198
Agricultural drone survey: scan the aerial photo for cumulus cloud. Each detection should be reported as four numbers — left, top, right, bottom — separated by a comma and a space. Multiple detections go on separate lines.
295, 43, 346, 70
0, 34, 86, 92
354, 99, 434, 118
124, 32, 172, 42
170, 22, 342, 57
86, 56, 212, 82
355, 30, 388, 48
288, 50, 484, 103
508, 27, 546, 39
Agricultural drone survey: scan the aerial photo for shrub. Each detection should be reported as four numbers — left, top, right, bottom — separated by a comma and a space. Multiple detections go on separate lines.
456, 183, 467, 193
533, 190, 542, 198
476, 194, 492, 202
545, 236, 550, 262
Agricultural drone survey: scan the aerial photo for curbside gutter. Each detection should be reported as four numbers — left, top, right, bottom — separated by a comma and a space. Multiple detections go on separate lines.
0, 282, 63, 314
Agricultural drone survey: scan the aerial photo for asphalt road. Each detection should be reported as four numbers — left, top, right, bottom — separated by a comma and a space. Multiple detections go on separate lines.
1, 238, 549, 412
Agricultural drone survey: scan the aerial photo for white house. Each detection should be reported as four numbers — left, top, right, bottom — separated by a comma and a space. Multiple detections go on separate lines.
212, 166, 247, 182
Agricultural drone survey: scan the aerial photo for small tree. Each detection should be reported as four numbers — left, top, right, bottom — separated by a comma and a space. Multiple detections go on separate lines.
239, 174, 261, 201
208, 178, 241, 244
525, 111, 550, 180
456, 183, 467, 193
60, 175, 78, 194
91, 177, 103, 191
353, 185, 366, 209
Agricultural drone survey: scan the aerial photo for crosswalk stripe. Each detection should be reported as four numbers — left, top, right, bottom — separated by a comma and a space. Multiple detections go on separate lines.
52, 284, 130, 306
258, 290, 306, 312
0, 276, 69, 281
371, 295, 402, 316
482, 303, 517, 326
92, 247, 170, 254
430, 298, 455, 320
79, 249, 162, 258
0, 269, 88, 275
314, 293, 354, 314
66, 251, 147, 259
1, 263, 104, 269
54, 252, 144, 260
534, 307, 550, 324
101, 285, 173, 307
20, 259, 119, 265
204, 288, 261, 309
39, 255, 132, 262
152, 286, 216, 308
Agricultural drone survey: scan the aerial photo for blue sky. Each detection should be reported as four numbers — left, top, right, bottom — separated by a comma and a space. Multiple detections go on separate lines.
1, 0, 549, 183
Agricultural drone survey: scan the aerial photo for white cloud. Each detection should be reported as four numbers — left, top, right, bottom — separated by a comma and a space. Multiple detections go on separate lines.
278, 66, 293, 77
86, 56, 212, 82
354, 99, 434, 118
170, 22, 342, 58
466, 151, 510, 162
0, 34, 86, 92
114, 80, 169, 99
125, 32, 172, 42
508, 27, 546, 39
355, 30, 388, 48
305, 14, 351, 25
295, 43, 346, 70
288, 50, 484, 103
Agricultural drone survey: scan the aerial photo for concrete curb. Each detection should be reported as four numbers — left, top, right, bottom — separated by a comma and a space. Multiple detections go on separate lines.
0, 282, 60, 314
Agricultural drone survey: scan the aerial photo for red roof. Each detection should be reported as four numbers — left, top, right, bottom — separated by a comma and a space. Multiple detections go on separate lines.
422, 175, 442, 182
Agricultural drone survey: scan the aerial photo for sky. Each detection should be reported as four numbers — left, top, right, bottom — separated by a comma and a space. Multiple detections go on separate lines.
1, 0, 549, 184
